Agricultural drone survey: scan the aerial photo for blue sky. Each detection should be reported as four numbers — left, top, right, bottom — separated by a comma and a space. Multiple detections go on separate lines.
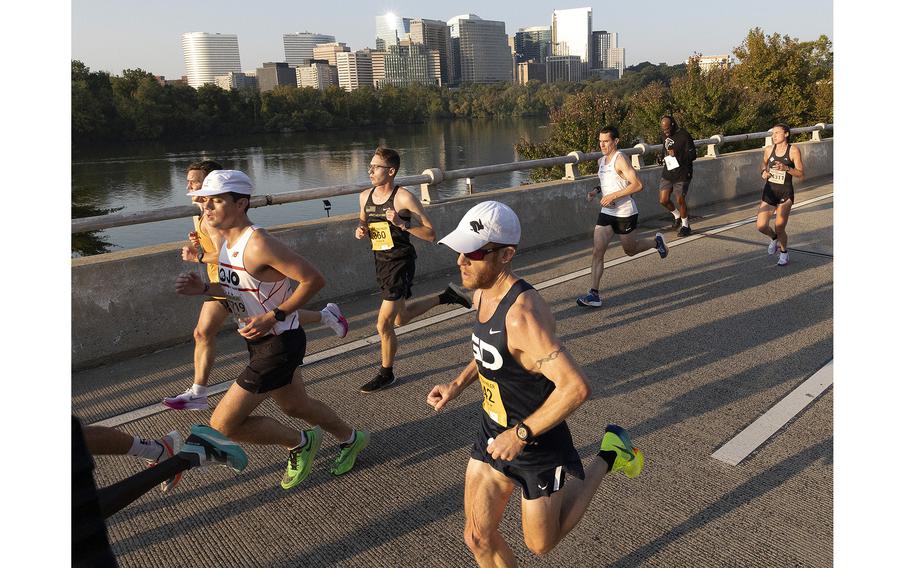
72, 0, 833, 78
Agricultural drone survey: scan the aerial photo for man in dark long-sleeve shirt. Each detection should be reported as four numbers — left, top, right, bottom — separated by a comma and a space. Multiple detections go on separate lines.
657, 115, 696, 236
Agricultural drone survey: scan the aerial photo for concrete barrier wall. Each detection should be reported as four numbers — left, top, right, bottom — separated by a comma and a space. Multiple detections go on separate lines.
72, 139, 832, 368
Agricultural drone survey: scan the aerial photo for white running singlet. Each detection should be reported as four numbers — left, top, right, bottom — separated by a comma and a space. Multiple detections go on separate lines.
598, 152, 638, 217
218, 226, 298, 335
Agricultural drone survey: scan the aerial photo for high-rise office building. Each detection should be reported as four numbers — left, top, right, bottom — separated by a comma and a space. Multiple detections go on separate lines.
546, 55, 586, 83
517, 61, 547, 84
283, 32, 336, 66
336, 50, 374, 91
409, 18, 454, 86
296, 61, 338, 90
371, 50, 386, 87
375, 13, 411, 50
313, 42, 350, 67
182, 32, 242, 88
256, 62, 297, 92
551, 7, 592, 71
607, 47, 625, 78
515, 26, 551, 63
448, 15, 511, 85
214, 71, 258, 90
379, 43, 441, 87
591, 31, 618, 69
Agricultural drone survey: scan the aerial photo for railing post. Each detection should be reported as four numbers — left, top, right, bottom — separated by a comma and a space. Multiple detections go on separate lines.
706, 135, 723, 158
765, 130, 773, 147
564, 151, 582, 180
631, 144, 648, 170
420, 168, 443, 204
465, 178, 473, 194
812, 123, 825, 142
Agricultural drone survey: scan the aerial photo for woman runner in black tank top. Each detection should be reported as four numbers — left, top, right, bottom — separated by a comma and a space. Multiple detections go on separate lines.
470, 279, 583, 475
756, 124, 805, 266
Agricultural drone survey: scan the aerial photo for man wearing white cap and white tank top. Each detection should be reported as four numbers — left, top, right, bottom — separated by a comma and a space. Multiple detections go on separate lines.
175, 170, 368, 490
427, 201, 644, 566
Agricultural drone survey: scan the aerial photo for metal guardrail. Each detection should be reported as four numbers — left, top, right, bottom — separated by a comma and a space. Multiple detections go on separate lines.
71, 123, 832, 233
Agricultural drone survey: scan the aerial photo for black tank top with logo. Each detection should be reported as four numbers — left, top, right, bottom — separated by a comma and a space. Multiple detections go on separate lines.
363, 185, 415, 262
765, 144, 795, 192
472, 279, 579, 469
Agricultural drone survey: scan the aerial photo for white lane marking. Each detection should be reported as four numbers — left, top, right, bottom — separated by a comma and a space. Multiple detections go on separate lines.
92, 192, 833, 428
711, 360, 833, 466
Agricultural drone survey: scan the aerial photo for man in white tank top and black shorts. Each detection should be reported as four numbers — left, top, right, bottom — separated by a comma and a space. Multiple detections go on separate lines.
428, 201, 645, 567
354, 147, 472, 393
175, 170, 369, 490
577, 126, 668, 308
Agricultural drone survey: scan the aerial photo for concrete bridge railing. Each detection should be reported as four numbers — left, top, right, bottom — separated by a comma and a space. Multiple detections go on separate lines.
72, 138, 833, 369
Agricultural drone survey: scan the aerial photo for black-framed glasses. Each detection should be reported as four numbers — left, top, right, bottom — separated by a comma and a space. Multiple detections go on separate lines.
464, 245, 509, 261
368, 164, 392, 172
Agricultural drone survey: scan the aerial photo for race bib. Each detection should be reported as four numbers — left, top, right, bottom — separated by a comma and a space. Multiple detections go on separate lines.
769, 168, 786, 185
224, 293, 247, 316
664, 155, 679, 170
369, 221, 394, 251
478, 372, 508, 427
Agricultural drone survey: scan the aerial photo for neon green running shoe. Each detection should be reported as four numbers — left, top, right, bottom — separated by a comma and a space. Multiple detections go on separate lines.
601, 424, 644, 479
331, 430, 370, 476
281, 427, 323, 490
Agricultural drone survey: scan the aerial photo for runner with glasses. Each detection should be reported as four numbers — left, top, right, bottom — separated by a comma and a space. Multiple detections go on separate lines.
354, 147, 472, 393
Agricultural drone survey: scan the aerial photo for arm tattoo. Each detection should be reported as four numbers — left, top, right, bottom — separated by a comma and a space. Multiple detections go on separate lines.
535, 346, 565, 370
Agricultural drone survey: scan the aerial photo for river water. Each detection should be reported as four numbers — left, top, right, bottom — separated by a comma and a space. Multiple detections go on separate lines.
72, 118, 550, 253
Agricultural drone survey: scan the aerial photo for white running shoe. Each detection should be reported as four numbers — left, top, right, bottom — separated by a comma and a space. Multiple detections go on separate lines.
768, 239, 779, 255
777, 251, 789, 266
146, 430, 184, 493
321, 303, 349, 338
163, 388, 209, 410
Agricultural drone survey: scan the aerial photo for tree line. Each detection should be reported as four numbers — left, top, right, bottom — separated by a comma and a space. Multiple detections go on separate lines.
516, 29, 833, 181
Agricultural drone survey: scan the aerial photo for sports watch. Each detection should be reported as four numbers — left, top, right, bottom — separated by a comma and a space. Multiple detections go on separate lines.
515, 422, 533, 442
272, 308, 286, 322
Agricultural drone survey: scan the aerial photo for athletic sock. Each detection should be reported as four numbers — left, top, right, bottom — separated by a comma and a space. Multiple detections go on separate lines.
770, 230, 778, 241
590, 288, 598, 296
291, 430, 309, 451
681, 217, 690, 228
128, 436, 166, 461
342, 430, 356, 445
379, 365, 394, 379
671, 210, 681, 220
598, 450, 617, 470
190, 384, 207, 397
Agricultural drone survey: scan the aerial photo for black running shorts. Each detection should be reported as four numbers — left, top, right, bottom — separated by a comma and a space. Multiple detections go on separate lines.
470, 428, 585, 500
596, 213, 638, 235
761, 183, 794, 206
236, 327, 306, 394
659, 178, 691, 196
374, 255, 415, 301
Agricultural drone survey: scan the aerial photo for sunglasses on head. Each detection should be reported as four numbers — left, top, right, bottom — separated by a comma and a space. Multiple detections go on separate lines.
463, 244, 509, 261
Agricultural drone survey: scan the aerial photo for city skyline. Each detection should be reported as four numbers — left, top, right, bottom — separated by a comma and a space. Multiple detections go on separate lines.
73, 0, 833, 78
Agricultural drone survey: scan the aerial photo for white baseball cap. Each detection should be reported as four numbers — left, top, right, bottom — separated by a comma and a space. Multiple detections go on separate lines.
187, 170, 254, 197
438, 201, 521, 253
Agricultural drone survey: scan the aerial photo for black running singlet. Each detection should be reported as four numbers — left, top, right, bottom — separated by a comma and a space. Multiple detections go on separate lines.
766, 144, 795, 192
363, 185, 415, 262
472, 279, 578, 469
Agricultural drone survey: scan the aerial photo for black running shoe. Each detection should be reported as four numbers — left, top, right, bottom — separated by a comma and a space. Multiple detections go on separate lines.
360, 372, 397, 393
439, 283, 473, 309
677, 226, 692, 237
671, 217, 682, 229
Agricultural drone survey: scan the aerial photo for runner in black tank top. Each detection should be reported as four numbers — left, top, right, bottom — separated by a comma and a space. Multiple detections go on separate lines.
756, 124, 805, 266
430, 201, 645, 565
355, 148, 473, 393
470, 279, 583, 475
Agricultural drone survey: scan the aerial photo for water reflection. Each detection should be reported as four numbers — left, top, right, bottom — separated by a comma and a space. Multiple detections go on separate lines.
72, 118, 549, 252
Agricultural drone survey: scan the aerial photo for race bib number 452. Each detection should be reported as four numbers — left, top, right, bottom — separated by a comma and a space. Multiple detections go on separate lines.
369, 221, 394, 251
478, 372, 508, 427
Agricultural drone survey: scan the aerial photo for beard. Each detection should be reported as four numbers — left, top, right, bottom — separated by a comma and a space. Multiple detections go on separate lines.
461, 266, 500, 291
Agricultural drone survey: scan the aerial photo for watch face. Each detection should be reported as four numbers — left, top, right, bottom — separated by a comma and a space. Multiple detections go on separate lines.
517, 425, 529, 440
